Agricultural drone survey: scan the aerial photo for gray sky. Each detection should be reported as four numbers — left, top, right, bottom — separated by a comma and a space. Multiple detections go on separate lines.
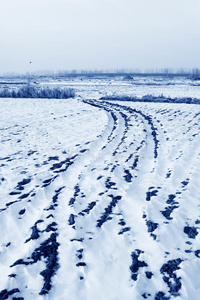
1, 0, 200, 74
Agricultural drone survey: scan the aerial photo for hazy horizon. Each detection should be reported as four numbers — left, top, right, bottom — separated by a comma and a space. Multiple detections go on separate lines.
1, 0, 200, 74
0, 67, 198, 77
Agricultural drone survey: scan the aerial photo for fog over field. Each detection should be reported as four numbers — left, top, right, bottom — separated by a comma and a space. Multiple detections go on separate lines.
1, 0, 200, 73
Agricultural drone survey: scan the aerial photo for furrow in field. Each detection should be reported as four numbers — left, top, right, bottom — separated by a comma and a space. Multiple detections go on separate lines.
1, 98, 200, 299
0, 98, 108, 298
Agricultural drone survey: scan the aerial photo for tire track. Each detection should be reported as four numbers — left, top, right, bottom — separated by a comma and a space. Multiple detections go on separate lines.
51, 99, 165, 299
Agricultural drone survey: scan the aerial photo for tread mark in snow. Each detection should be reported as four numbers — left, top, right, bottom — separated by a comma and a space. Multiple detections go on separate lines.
6, 200, 19, 207
45, 187, 65, 211
146, 220, 158, 236
166, 194, 177, 205
25, 220, 43, 243
8, 273, 17, 278
79, 201, 96, 216
166, 170, 171, 178
131, 155, 139, 170
76, 262, 86, 267
18, 209, 26, 215
69, 184, 80, 206
118, 219, 126, 226
50, 154, 78, 173
11, 233, 59, 296
105, 177, 117, 189
125, 153, 133, 163
0, 288, 20, 299
42, 176, 58, 188
129, 249, 148, 281
142, 292, 151, 299
145, 271, 153, 279
68, 214, 76, 225
70, 238, 84, 242
48, 156, 59, 161
9, 191, 21, 196
15, 178, 32, 191
195, 250, 200, 257
79, 149, 88, 153
154, 291, 170, 300
161, 206, 179, 220
124, 169, 132, 182
76, 249, 83, 260
18, 192, 31, 200
181, 179, 189, 188
146, 188, 159, 201
118, 227, 131, 235
96, 195, 122, 228
184, 226, 198, 239
160, 258, 182, 297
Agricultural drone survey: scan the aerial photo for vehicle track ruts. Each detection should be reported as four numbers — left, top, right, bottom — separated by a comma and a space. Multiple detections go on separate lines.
50, 99, 169, 299
1, 99, 200, 299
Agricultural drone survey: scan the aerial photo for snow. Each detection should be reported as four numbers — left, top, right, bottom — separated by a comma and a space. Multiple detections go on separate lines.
39, 75, 200, 100
0, 76, 200, 299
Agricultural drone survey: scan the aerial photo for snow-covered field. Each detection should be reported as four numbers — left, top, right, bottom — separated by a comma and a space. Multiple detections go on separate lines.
1, 76, 200, 300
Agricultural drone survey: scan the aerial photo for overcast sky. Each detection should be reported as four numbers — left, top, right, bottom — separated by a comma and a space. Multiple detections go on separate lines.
1, 0, 200, 74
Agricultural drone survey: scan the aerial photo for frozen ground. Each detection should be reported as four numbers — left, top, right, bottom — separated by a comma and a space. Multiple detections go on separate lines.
0, 75, 200, 300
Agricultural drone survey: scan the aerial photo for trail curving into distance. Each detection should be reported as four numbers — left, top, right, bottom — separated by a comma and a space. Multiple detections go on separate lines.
0, 98, 200, 300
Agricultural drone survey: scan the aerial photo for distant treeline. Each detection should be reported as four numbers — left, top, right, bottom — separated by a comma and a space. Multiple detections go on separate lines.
0, 85, 75, 99
192, 68, 200, 80
1, 68, 200, 79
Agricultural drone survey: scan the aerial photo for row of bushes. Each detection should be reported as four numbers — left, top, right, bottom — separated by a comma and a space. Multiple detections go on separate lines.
0, 85, 75, 99
100, 94, 200, 105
